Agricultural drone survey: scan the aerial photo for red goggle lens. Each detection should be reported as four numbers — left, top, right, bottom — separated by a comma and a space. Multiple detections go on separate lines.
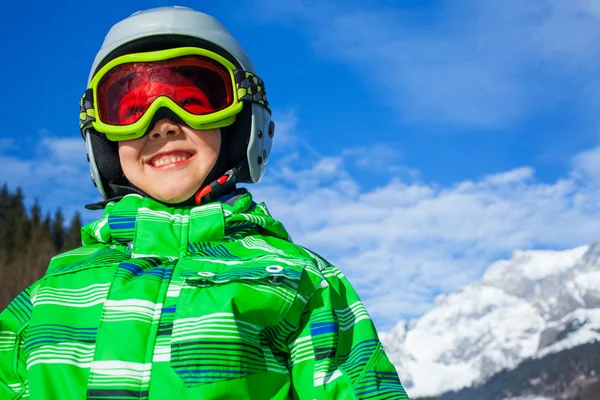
96, 56, 234, 126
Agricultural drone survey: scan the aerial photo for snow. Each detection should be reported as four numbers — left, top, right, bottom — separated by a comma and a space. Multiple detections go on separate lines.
483, 245, 589, 282
405, 286, 542, 363
402, 359, 475, 399
537, 308, 600, 357
574, 270, 600, 293
506, 397, 554, 400
383, 241, 600, 398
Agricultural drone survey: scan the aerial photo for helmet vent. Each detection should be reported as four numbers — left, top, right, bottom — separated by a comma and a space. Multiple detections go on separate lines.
268, 121, 275, 138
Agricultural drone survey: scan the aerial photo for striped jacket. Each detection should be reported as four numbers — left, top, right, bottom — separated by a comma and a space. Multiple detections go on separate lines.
0, 191, 409, 399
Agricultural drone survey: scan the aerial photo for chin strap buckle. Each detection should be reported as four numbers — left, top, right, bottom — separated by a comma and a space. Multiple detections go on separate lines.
195, 166, 240, 205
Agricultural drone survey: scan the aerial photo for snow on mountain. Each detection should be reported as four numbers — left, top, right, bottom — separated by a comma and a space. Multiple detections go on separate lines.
507, 397, 554, 400
380, 242, 600, 398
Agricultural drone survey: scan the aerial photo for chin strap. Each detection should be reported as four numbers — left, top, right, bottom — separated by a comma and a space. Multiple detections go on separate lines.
194, 165, 242, 206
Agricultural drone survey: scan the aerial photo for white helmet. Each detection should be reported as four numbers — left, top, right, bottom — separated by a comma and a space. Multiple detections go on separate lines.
82, 6, 274, 205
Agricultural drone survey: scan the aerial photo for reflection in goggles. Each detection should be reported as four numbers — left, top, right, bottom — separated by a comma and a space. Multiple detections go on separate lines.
96, 56, 234, 126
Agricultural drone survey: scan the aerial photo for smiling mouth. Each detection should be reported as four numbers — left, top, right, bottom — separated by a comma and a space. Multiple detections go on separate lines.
149, 151, 194, 168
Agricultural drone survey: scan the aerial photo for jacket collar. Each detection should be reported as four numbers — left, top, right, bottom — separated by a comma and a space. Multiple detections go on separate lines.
81, 189, 290, 257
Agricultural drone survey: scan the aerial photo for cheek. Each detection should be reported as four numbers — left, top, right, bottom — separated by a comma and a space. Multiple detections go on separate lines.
194, 129, 221, 158
118, 141, 143, 170
210, 131, 222, 155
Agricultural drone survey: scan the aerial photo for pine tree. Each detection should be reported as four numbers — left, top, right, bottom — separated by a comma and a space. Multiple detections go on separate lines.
0, 184, 8, 285
0, 184, 8, 212
62, 212, 82, 251
30, 199, 42, 229
23, 198, 54, 287
0, 184, 8, 248
42, 213, 51, 236
0, 187, 80, 309
6, 187, 29, 262
51, 208, 65, 252
0, 188, 30, 304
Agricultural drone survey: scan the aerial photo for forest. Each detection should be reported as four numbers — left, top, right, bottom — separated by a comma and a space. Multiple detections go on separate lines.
0, 184, 82, 310
416, 340, 600, 400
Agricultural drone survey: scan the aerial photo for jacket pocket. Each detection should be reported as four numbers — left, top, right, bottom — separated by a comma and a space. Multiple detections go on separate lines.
169, 259, 303, 388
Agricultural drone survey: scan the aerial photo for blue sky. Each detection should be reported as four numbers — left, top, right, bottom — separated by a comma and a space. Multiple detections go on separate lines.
2, 0, 600, 330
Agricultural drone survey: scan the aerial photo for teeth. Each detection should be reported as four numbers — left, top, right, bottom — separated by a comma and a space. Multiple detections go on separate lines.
152, 154, 189, 167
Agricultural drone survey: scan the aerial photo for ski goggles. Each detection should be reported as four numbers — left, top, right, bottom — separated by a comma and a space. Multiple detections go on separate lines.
80, 47, 270, 141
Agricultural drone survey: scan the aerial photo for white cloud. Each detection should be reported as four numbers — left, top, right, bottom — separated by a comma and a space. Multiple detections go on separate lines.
251, 0, 600, 127
342, 143, 411, 176
39, 138, 86, 164
480, 167, 534, 185
271, 109, 299, 151
571, 146, 600, 182
0, 135, 99, 221
253, 133, 600, 329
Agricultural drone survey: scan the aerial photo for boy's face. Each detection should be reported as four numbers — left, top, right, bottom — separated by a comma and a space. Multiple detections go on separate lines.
118, 118, 221, 203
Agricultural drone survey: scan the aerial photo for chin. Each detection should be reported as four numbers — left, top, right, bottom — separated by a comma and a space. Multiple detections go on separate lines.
152, 188, 197, 204
158, 194, 194, 204
137, 177, 205, 204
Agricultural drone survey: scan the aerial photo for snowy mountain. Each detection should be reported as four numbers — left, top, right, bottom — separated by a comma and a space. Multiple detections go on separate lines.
437, 340, 600, 400
380, 242, 600, 398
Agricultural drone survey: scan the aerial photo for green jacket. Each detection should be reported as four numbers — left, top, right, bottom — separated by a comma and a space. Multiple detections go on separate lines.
0, 192, 409, 399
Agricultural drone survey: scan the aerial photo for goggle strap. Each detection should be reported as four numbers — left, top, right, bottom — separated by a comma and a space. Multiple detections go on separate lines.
80, 88, 96, 131
234, 70, 271, 114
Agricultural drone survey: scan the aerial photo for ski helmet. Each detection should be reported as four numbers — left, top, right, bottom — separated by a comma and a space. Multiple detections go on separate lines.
81, 6, 274, 203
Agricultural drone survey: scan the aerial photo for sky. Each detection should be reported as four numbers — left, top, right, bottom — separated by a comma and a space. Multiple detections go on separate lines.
2, 0, 600, 330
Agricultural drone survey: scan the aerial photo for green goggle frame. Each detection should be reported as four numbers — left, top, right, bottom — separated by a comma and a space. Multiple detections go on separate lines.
79, 47, 270, 141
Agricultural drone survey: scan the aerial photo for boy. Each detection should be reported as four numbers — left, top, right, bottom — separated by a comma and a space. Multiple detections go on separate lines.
0, 6, 410, 400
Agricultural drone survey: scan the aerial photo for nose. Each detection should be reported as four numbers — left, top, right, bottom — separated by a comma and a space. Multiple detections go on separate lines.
148, 119, 182, 140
